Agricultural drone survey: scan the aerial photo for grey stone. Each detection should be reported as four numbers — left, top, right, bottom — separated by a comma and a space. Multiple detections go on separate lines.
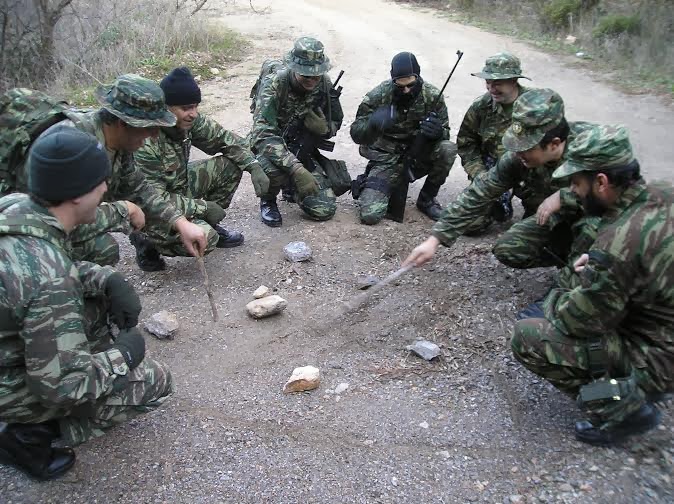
253, 285, 270, 299
406, 340, 441, 361
357, 275, 379, 290
246, 295, 288, 319
283, 241, 312, 262
334, 383, 349, 395
144, 310, 179, 339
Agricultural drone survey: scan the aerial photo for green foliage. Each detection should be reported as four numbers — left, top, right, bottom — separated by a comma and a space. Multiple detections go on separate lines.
541, 0, 582, 30
96, 26, 122, 49
592, 14, 640, 39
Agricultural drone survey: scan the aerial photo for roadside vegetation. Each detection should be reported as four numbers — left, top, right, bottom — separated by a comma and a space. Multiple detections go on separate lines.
0, 0, 247, 103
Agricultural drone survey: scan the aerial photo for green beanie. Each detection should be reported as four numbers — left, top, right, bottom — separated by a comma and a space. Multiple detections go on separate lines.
28, 125, 111, 202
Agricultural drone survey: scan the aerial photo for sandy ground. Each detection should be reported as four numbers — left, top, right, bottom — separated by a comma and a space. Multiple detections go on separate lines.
2, 0, 673, 502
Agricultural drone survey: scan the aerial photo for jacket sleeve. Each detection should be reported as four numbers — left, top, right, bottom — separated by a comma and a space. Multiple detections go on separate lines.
350, 87, 381, 146
191, 114, 259, 172
457, 101, 487, 179
431, 91, 451, 142
75, 262, 116, 298
69, 202, 131, 241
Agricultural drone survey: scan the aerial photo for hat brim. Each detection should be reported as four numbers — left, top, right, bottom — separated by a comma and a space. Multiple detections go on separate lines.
552, 161, 585, 179
94, 86, 176, 128
502, 127, 544, 152
471, 72, 531, 81
285, 54, 332, 76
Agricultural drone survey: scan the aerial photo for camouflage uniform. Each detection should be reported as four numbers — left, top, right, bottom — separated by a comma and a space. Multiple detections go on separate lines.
350, 79, 456, 224
432, 89, 599, 274
0, 194, 173, 446
2, 76, 181, 266
134, 114, 258, 256
457, 53, 530, 232
250, 37, 344, 221
511, 125, 674, 432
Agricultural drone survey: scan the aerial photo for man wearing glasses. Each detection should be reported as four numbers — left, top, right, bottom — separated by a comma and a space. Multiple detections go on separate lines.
250, 37, 345, 227
350, 52, 457, 224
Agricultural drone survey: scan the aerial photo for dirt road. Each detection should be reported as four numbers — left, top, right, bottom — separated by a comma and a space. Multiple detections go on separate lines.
2, 0, 672, 503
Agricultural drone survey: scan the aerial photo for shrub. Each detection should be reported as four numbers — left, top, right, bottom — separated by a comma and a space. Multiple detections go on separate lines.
592, 14, 640, 38
541, 0, 582, 30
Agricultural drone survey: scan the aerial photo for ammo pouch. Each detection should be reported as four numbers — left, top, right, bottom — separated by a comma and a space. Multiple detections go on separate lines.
578, 374, 637, 407
321, 158, 351, 196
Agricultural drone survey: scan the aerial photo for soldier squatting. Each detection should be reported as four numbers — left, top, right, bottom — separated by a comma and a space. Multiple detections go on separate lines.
0, 36, 672, 479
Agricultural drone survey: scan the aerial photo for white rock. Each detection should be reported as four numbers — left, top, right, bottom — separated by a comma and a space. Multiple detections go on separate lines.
565, 35, 577, 44
144, 310, 179, 339
253, 285, 270, 299
283, 241, 312, 262
283, 365, 320, 393
210, 67, 220, 75
334, 382, 349, 395
246, 295, 287, 319
406, 340, 441, 360
419, 421, 429, 429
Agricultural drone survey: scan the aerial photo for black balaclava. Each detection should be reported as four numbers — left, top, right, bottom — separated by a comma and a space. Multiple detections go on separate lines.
390, 52, 423, 106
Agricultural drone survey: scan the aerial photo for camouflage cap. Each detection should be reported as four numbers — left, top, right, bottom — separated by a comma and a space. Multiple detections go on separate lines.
552, 124, 635, 179
471, 52, 530, 80
502, 89, 565, 152
285, 37, 332, 77
94, 74, 176, 128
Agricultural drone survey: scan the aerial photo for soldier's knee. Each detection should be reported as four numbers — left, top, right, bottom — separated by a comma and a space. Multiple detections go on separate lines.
301, 197, 336, 221
492, 238, 521, 268
436, 140, 458, 164
360, 210, 384, 225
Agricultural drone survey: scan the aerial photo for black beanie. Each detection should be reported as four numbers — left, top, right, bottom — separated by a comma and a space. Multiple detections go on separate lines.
390, 52, 421, 79
160, 67, 202, 106
28, 125, 111, 202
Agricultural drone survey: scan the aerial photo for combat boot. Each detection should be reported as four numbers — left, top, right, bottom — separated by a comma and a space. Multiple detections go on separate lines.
0, 422, 76, 480
416, 192, 444, 221
574, 403, 662, 446
129, 231, 166, 272
260, 199, 282, 228
213, 225, 244, 248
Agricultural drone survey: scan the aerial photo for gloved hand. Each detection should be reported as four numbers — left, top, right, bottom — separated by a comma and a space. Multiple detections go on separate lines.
203, 201, 226, 227
105, 272, 141, 329
368, 105, 396, 133
419, 112, 443, 140
290, 163, 319, 199
303, 108, 329, 136
113, 328, 146, 370
246, 162, 270, 197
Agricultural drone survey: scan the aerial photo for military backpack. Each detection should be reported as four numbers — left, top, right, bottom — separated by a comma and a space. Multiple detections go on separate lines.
249, 59, 291, 114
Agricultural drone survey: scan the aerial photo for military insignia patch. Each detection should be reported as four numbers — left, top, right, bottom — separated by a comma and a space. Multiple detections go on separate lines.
512, 122, 523, 134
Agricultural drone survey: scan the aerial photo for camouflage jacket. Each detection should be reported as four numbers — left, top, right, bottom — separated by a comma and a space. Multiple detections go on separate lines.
134, 114, 258, 219
0, 195, 130, 412
432, 121, 596, 247
350, 79, 450, 152
250, 70, 343, 172
457, 84, 528, 179
545, 179, 674, 390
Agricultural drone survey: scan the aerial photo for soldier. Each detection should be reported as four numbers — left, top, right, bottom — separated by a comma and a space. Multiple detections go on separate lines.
133, 67, 269, 271
0, 127, 173, 479
403, 89, 599, 299
350, 51, 457, 224
2, 74, 207, 267
457, 52, 531, 233
250, 37, 346, 227
511, 125, 673, 445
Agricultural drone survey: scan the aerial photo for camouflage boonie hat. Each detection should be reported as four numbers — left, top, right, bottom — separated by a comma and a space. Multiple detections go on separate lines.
285, 37, 332, 77
502, 89, 565, 152
553, 124, 635, 179
95, 74, 176, 128
471, 52, 530, 80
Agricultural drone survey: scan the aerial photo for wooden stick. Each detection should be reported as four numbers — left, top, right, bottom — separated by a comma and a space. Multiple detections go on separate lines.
196, 256, 218, 322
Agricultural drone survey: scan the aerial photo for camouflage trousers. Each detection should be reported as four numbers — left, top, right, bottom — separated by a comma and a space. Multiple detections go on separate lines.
357, 140, 457, 225
0, 298, 174, 446
258, 153, 337, 221
145, 155, 243, 257
69, 205, 132, 267
511, 317, 660, 425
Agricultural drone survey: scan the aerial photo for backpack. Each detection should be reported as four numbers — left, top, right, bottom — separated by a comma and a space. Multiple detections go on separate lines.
0, 88, 71, 194
249, 59, 290, 113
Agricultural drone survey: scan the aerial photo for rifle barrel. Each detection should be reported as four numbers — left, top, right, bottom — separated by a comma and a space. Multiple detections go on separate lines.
431, 50, 464, 110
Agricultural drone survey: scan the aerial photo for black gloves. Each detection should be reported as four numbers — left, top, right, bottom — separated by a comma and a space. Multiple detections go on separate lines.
419, 112, 443, 140
203, 201, 226, 227
368, 106, 396, 133
113, 328, 146, 370
105, 272, 141, 329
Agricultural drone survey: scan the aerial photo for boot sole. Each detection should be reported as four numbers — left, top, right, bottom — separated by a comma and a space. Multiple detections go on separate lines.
261, 218, 282, 228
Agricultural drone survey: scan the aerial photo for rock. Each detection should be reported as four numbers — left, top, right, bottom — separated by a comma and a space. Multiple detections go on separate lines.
509, 496, 525, 504
579, 483, 592, 492
588, 465, 599, 472
406, 340, 441, 361
334, 382, 349, 394
210, 67, 220, 75
357, 275, 379, 290
391, 477, 398, 487
559, 483, 574, 492
246, 295, 287, 319
419, 421, 429, 429
283, 241, 312, 262
438, 450, 450, 459
253, 285, 270, 299
565, 35, 577, 44
144, 311, 179, 339
283, 365, 320, 393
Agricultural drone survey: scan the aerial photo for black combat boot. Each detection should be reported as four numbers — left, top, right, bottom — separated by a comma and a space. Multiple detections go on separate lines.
213, 225, 244, 248
129, 231, 166, 272
416, 183, 443, 221
260, 199, 282, 228
575, 403, 662, 446
0, 422, 76, 480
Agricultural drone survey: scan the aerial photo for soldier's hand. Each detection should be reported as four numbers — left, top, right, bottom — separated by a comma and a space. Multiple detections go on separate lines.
246, 162, 270, 197
574, 253, 589, 273
125, 201, 146, 231
368, 106, 396, 132
536, 190, 561, 225
113, 328, 146, 370
419, 112, 443, 140
203, 201, 226, 227
174, 217, 207, 257
402, 236, 441, 267
303, 108, 329, 136
290, 163, 320, 199
105, 272, 141, 329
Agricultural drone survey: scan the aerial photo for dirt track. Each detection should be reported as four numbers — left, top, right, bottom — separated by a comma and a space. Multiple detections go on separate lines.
2, 0, 673, 502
